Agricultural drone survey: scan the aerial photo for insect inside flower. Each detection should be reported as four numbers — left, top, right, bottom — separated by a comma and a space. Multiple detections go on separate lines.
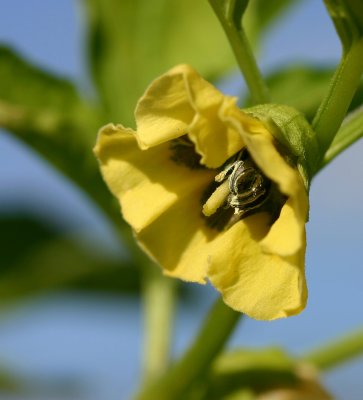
170, 136, 286, 231
94, 64, 309, 320
201, 147, 287, 231
216, 148, 270, 216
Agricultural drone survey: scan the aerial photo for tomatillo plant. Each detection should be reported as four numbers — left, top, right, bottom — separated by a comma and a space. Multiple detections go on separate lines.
92, 0, 363, 398
5, 0, 363, 399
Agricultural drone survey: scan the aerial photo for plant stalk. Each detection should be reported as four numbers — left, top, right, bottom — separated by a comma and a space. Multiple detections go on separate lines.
209, 0, 270, 104
136, 297, 241, 400
313, 38, 363, 162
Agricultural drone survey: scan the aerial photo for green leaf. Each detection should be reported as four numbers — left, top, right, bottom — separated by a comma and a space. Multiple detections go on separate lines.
0, 45, 120, 222
324, 0, 363, 51
83, 0, 237, 124
0, 47, 95, 137
0, 213, 142, 304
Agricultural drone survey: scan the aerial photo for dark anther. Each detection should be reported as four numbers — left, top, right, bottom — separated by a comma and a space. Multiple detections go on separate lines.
169, 136, 205, 170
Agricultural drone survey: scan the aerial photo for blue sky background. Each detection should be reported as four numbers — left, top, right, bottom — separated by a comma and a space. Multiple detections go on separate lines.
0, 1, 363, 399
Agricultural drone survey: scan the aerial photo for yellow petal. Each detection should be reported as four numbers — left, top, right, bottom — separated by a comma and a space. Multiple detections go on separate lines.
208, 214, 307, 320
135, 66, 195, 148
261, 194, 307, 257
94, 123, 214, 232
137, 183, 217, 284
135, 64, 244, 167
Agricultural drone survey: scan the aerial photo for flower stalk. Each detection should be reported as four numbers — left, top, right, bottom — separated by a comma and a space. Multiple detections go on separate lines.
208, 0, 270, 104
141, 267, 177, 384
323, 104, 363, 167
136, 297, 241, 400
312, 38, 363, 163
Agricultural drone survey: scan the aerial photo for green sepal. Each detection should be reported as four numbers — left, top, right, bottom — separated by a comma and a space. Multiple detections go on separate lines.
245, 104, 320, 189
324, 0, 363, 51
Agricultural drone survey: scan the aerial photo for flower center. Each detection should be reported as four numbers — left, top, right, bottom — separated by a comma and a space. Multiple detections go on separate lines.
202, 149, 285, 231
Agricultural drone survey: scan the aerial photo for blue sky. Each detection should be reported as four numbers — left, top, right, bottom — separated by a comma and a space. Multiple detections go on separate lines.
0, 1, 363, 399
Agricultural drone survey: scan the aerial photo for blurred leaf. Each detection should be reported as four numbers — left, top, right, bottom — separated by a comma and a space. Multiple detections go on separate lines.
0, 214, 141, 304
0, 367, 24, 393
0, 45, 120, 221
244, 0, 302, 46
243, 64, 363, 121
84, 0, 237, 124
0, 46, 96, 138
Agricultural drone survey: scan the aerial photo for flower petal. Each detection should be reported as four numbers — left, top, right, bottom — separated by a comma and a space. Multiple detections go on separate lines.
261, 193, 307, 257
135, 64, 244, 167
137, 184, 217, 284
208, 214, 307, 320
135, 66, 195, 148
94, 123, 214, 232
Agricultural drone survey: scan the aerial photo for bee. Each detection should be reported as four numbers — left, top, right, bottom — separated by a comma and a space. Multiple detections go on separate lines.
216, 148, 270, 217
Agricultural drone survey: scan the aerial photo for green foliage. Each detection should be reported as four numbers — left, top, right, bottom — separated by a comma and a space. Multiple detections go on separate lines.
0, 46, 95, 139
0, 214, 141, 304
0, 367, 23, 393
0, 46, 119, 221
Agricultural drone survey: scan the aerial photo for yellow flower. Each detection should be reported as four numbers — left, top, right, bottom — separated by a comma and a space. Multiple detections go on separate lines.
94, 64, 309, 321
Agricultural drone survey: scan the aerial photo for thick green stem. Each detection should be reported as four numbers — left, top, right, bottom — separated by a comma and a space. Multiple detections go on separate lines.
209, 0, 270, 104
141, 267, 176, 384
136, 297, 241, 400
302, 329, 363, 371
322, 105, 363, 167
312, 38, 363, 161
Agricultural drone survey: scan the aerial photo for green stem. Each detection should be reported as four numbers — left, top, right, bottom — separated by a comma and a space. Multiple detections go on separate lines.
136, 297, 241, 400
141, 267, 176, 384
209, 0, 270, 104
302, 329, 363, 371
322, 105, 363, 167
312, 38, 363, 161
